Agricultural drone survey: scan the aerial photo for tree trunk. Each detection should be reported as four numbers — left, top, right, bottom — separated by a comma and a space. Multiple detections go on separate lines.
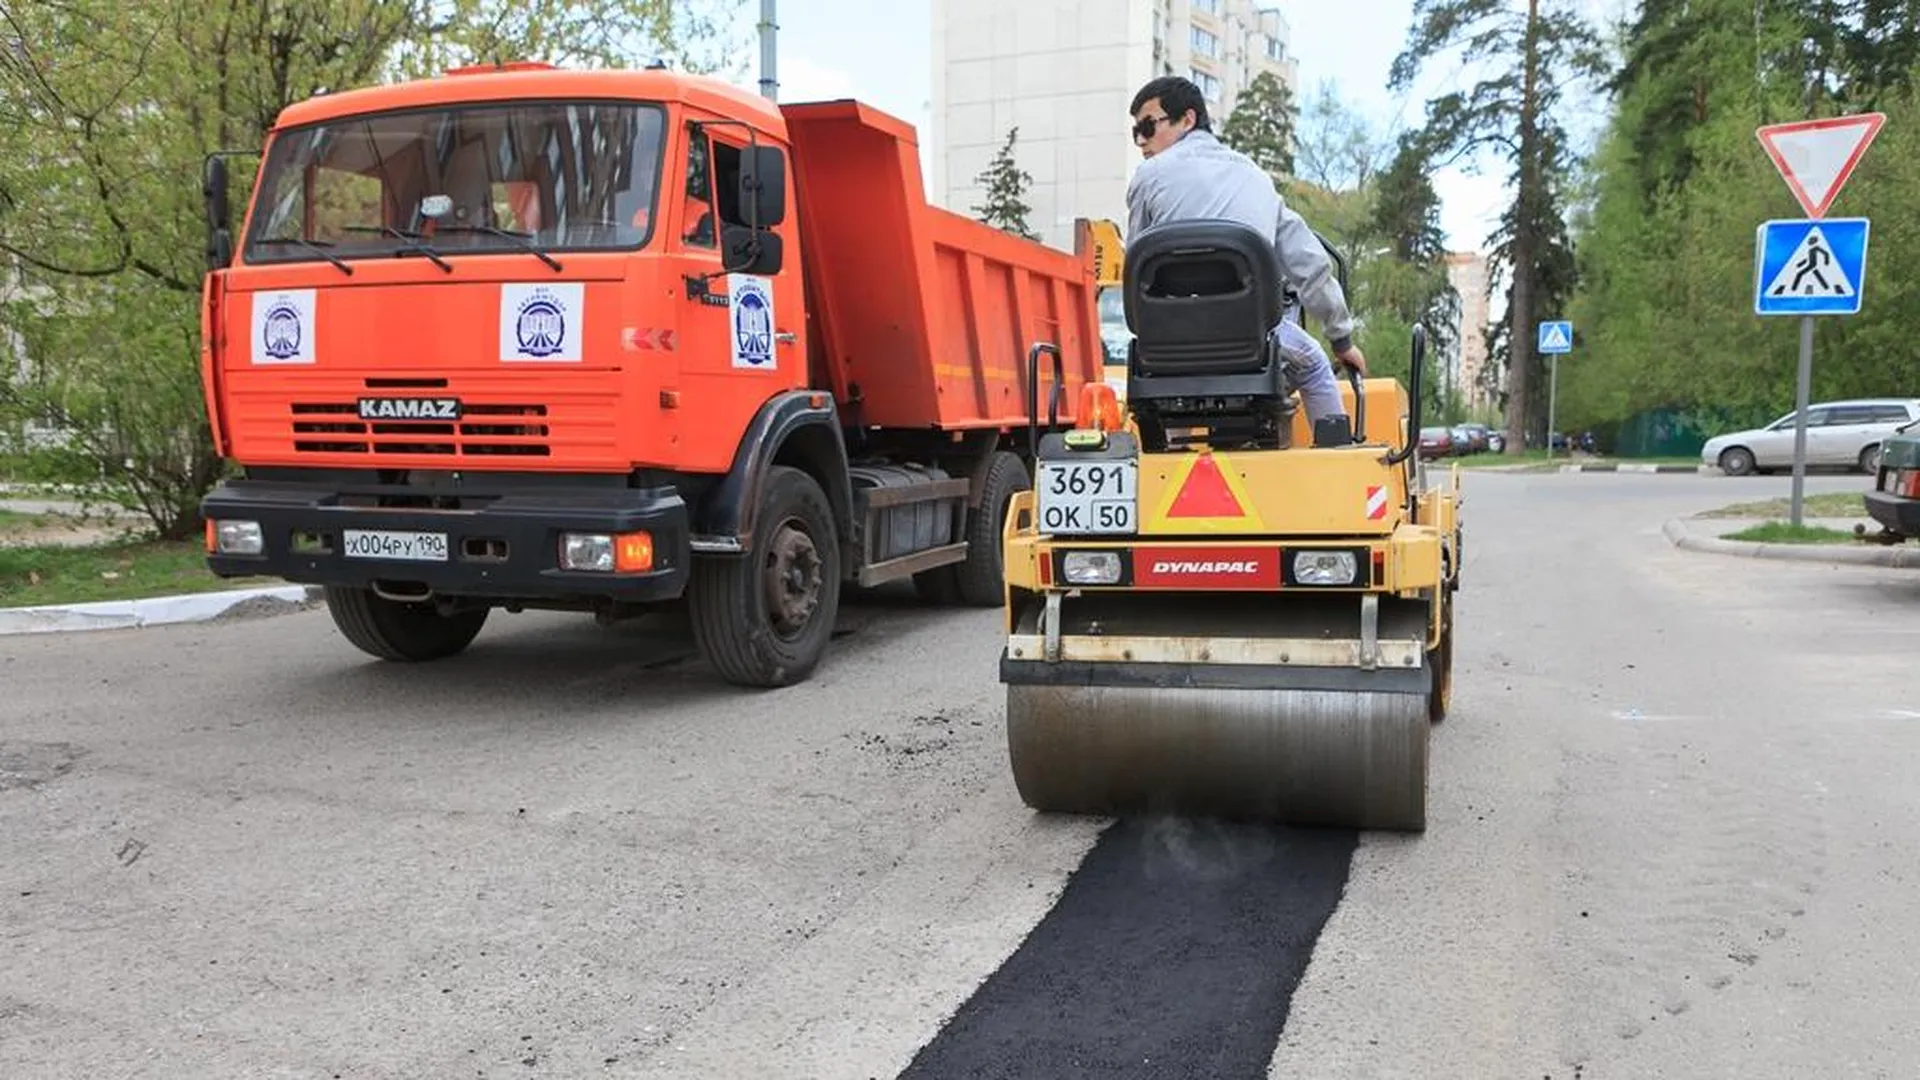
1505, 0, 1540, 455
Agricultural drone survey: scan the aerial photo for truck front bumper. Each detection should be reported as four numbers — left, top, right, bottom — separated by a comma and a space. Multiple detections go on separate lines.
201, 479, 691, 602
1865, 490, 1920, 538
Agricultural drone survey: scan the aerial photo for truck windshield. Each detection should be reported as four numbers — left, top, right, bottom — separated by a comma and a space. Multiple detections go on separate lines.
243, 100, 666, 264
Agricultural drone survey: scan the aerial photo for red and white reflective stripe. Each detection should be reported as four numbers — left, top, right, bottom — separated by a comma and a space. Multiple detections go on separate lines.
1365, 485, 1389, 520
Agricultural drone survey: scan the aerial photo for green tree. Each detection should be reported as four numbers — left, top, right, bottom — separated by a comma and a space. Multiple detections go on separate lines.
1555, 0, 1920, 454
1354, 135, 1458, 419
0, 0, 743, 538
971, 127, 1038, 240
1389, 0, 1609, 451
1219, 70, 1297, 182
1289, 80, 1391, 193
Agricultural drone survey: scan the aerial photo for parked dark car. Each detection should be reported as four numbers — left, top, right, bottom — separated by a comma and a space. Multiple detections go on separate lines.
1866, 421, 1920, 540
1419, 426, 1455, 460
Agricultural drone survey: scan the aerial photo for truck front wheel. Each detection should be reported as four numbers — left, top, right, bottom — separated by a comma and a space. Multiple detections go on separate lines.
324, 586, 490, 662
689, 465, 842, 688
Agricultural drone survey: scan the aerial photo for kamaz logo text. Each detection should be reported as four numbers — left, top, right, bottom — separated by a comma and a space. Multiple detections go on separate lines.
357, 398, 462, 421
1151, 560, 1260, 575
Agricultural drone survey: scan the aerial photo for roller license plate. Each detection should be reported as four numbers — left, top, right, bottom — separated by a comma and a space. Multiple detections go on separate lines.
342, 529, 450, 562
1036, 459, 1138, 535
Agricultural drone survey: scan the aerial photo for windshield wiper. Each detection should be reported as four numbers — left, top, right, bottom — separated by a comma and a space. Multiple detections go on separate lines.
251, 236, 353, 275
342, 225, 453, 273
435, 224, 564, 272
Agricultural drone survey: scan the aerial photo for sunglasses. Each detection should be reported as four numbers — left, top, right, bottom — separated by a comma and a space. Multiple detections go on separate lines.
1132, 114, 1171, 140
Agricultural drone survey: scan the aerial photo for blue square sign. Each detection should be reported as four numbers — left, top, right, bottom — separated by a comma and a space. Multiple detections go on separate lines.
1537, 320, 1572, 355
1754, 217, 1869, 316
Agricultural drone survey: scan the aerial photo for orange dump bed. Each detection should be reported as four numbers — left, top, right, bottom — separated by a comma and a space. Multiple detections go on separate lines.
781, 100, 1104, 432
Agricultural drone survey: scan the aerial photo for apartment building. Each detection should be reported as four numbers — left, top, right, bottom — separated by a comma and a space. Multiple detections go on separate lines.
1444, 250, 1494, 413
930, 0, 1299, 251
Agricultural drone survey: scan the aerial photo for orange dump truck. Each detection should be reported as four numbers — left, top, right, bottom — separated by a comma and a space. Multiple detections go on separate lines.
198, 62, 1104, 686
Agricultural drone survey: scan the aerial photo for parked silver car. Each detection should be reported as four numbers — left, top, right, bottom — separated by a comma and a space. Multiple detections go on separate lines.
1701, 397, 1920, 475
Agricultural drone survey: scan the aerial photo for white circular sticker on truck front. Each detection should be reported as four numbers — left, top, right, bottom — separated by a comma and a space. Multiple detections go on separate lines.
500, 282, 585, 362
251, 290, 317, 365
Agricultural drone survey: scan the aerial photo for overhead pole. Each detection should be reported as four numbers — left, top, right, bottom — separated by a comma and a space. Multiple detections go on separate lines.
758, 0, 778, 102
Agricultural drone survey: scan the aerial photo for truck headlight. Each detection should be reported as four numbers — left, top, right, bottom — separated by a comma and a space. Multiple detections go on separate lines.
1292, 550, 1356, 586
561, 531, 654, 573
1062, 550, 1122, 585
214, 520, 264, 556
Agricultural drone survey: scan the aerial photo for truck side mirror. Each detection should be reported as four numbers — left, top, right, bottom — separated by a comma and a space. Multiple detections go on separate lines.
722, 223, 783, 276
739, 146, 786, 228
204, 155, 233, 272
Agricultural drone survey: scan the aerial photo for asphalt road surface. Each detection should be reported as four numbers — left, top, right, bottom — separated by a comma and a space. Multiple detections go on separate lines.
3, 470, 1916, 1079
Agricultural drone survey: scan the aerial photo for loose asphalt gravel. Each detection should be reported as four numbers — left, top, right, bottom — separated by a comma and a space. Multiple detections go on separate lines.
3, 469, 1917, 1080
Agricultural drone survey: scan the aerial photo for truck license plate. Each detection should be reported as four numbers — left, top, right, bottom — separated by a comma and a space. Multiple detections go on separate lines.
342, 529, 450, 562
1036, 459, 1137, 535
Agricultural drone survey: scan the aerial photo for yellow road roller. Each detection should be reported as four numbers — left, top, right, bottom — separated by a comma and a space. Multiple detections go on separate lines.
998, 219, 1462, 831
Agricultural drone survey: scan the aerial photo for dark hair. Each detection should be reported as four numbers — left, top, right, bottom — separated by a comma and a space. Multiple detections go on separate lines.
1129, 76, 1210, 131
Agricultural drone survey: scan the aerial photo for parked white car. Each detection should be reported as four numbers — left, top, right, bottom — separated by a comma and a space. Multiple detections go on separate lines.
1702, 398, 1920, 475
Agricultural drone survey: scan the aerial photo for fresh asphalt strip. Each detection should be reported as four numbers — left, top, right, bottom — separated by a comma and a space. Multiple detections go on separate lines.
899, 818, 1358, 1079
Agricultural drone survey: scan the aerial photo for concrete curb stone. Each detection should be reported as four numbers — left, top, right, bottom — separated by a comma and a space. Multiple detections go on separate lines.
1562, 463, 1712, 474
0, 584, 326, 636
1661, 517, 1920, 569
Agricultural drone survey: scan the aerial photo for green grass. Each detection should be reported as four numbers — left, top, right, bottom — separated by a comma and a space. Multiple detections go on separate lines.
0, 540, 273, 607
1697, 492, 1865, 519
1450, 451, 1700, 471
0, 508, 47, 529
1451, 450, 1551, 468
1720, 521, 1858, 545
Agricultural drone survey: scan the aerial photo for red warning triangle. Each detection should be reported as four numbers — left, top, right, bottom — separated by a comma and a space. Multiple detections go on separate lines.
1167, 454, 1245, 519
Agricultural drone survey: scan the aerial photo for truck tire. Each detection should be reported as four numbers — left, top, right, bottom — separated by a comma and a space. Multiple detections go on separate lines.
324, 586, 489, 662
951, 450, 1031, 607
689, 465, 841, 688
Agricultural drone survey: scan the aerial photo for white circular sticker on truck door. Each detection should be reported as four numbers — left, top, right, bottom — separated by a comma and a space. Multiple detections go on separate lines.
729, 274, 775, 370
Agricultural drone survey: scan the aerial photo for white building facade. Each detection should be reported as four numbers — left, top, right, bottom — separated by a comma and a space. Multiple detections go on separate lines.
1444, 250, 1494, 414
930, 0, 1299, 252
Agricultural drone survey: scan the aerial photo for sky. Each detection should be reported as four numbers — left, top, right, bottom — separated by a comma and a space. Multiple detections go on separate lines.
716, 0, 1631, 254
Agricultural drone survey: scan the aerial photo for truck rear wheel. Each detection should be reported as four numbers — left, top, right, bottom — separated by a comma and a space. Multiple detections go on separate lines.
689, 465, 842, 688
952, 450, 1031, 607
915, 450, 1029, 608
324, 586, 489, 662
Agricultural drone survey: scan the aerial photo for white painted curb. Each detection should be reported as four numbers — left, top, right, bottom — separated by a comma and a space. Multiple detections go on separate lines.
1561, 463, 1713, 474
1661, 518, 1920, 569
0, 584, 323, 636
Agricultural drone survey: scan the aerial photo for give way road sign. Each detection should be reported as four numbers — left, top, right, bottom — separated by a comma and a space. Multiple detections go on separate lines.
1755, 113, 1885, 218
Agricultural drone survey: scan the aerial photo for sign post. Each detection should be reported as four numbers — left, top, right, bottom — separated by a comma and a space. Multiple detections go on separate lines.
1753, 112, 1883, 527
1537, 320, 1572, 457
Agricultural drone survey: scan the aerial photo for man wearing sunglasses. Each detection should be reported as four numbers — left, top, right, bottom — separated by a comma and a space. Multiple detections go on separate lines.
1122, 76, 1367, 430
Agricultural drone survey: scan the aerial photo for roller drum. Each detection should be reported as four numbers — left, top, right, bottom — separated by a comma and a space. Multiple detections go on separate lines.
1006, 682, 1429, 831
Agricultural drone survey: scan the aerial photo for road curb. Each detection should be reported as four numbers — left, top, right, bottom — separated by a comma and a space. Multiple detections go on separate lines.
0, 584, 325, 636
1562, 463, 1712, 474
1661, 518, 1920, 569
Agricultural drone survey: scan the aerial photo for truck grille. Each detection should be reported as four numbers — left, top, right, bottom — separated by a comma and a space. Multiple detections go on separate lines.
291, 401, 551, 457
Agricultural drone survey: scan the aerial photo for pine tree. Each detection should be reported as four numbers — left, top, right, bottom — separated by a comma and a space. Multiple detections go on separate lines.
971, 127, 1039, 240
1219, 70, 1297, 182
1389, 0, 1608, 453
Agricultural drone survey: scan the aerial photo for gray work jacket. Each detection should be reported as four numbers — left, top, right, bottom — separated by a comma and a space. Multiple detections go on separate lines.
1123, 129, 1356, 353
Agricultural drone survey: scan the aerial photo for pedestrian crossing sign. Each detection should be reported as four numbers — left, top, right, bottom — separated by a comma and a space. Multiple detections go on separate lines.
1536, 320, 1573, 354
1754, 217, 1869, 316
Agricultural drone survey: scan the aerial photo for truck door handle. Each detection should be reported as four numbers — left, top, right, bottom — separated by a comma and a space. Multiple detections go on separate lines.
776, 331, 796, 345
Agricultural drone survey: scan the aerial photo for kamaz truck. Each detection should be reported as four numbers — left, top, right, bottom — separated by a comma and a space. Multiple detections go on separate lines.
197, 61, 1104, 687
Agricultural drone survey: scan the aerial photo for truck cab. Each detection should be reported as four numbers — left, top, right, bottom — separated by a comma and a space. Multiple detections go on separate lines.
198, 62, 1104, 686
